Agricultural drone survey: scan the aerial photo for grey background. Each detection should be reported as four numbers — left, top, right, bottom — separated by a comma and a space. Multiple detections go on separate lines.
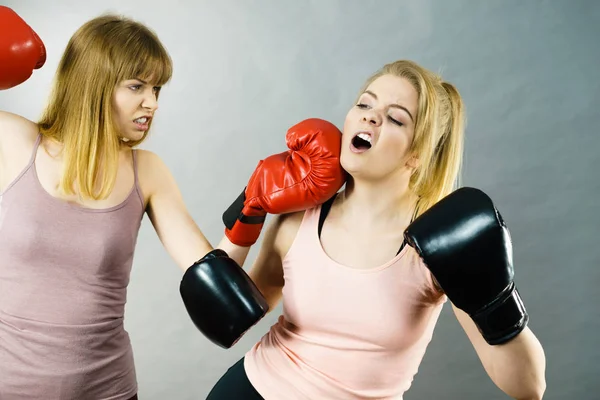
1, 1, 598, 399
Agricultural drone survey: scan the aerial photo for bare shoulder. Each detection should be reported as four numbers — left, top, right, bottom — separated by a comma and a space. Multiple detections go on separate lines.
0, 111, 39, 150
134, 148, 165, 172
272, 210, 305, 259
0, 112, 39, 191
134, 148, 181, 205
0, 110, 36, 128
133, 148, 168, 197
247, 210, 305, 305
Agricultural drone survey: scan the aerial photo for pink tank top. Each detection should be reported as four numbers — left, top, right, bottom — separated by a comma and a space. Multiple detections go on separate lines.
0, 134, 144, 399
244, 203, 448, 400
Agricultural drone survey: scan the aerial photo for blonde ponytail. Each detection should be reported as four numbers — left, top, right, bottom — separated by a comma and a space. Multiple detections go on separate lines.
413, 81, 465, 217
354, 60, 466, 216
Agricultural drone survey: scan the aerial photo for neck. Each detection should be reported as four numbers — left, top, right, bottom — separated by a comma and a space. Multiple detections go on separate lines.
337, 175, 418, 227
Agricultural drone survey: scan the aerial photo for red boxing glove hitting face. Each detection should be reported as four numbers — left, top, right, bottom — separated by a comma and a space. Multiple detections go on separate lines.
223, 118, 347, 247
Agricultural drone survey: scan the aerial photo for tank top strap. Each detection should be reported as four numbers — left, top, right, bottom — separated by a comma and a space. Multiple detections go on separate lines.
1, 133, 43, 196
317, 193, 338, 238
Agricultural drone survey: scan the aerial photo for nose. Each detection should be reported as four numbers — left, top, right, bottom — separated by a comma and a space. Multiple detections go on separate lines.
142, 90, 159, 112
361, 108, 381, 126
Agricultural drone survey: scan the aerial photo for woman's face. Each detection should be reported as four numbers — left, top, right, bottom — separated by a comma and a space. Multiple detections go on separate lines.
341, 74, 419, 182
112, 78, 160, 142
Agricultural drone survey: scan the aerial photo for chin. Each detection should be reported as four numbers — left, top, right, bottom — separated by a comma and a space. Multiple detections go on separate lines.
340, 154, 364, 177
340, 147, 367, 170
123, 131, 145, 142
340, 153, 395, 183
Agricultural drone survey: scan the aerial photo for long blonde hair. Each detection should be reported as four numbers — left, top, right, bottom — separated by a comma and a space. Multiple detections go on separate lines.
358, 60, 465, 217
38, 14, 173, 200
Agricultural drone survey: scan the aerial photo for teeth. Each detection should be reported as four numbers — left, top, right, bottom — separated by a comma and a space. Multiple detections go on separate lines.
134, 117, 148, 123
357, 132, 372, 143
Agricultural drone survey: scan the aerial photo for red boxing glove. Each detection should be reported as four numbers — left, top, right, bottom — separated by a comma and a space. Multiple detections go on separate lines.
223, 118, 346, 247
0, 6, 46, 90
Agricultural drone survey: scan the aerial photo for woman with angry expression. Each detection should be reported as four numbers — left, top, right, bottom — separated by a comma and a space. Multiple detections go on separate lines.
0, 9, 345, 399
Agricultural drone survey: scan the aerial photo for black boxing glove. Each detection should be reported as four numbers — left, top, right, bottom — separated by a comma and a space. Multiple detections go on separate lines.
180, 249, 269, 349
404, 187, 529, 345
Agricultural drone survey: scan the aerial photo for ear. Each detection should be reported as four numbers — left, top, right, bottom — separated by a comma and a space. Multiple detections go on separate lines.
406, 154, 419, 170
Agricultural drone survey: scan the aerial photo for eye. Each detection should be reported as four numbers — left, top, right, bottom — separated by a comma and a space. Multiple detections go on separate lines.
356, 103, 369, 109
129, 84, 142, 91
153, 86, 161, 93
388, 116, 403, 126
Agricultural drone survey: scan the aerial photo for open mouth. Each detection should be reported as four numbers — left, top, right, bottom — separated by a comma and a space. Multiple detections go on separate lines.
351, 132, 372, 153
133, 116, 150, 130
133, 116, 150, 124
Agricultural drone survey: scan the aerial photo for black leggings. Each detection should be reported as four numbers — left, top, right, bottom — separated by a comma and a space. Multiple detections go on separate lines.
206, 357, 264, 400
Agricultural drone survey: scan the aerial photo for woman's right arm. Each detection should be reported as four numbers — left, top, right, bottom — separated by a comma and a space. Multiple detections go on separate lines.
243, 211, 304, 312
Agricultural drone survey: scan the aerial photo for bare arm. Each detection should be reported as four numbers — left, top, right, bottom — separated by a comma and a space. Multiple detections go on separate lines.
241, 212, 303, 311
247, 217, 285, 310
141, 150, 214, 271
0, 111, 38, 191
215, 235, 253, 268
454, 305, 546, 400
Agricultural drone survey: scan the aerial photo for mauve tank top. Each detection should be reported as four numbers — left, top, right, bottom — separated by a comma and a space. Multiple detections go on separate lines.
0, 134, 145, 399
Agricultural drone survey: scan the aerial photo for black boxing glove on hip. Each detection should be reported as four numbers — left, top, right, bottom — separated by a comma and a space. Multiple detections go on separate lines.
404, 187, 529, 345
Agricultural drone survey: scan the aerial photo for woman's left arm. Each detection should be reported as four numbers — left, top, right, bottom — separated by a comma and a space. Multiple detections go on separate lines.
140, 150, 251, 271
453, 305, 547, 400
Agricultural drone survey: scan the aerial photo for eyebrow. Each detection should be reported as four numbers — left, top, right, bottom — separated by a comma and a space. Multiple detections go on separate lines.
130, 78, 162, 89
131, 78, 158, 85
131, 78, 148, 84
363, 90, 414, 122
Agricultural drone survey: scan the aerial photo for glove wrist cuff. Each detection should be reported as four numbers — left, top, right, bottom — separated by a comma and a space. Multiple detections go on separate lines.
471, 282, 529, 345
223, 188, 266, 247
225, 223, 265, 247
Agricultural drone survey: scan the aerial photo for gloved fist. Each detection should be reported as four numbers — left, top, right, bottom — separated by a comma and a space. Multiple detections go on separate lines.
180, 249, 269, 349
404, 187, 529, 345
0, 6, 46, 90
223, 118, 346, 247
